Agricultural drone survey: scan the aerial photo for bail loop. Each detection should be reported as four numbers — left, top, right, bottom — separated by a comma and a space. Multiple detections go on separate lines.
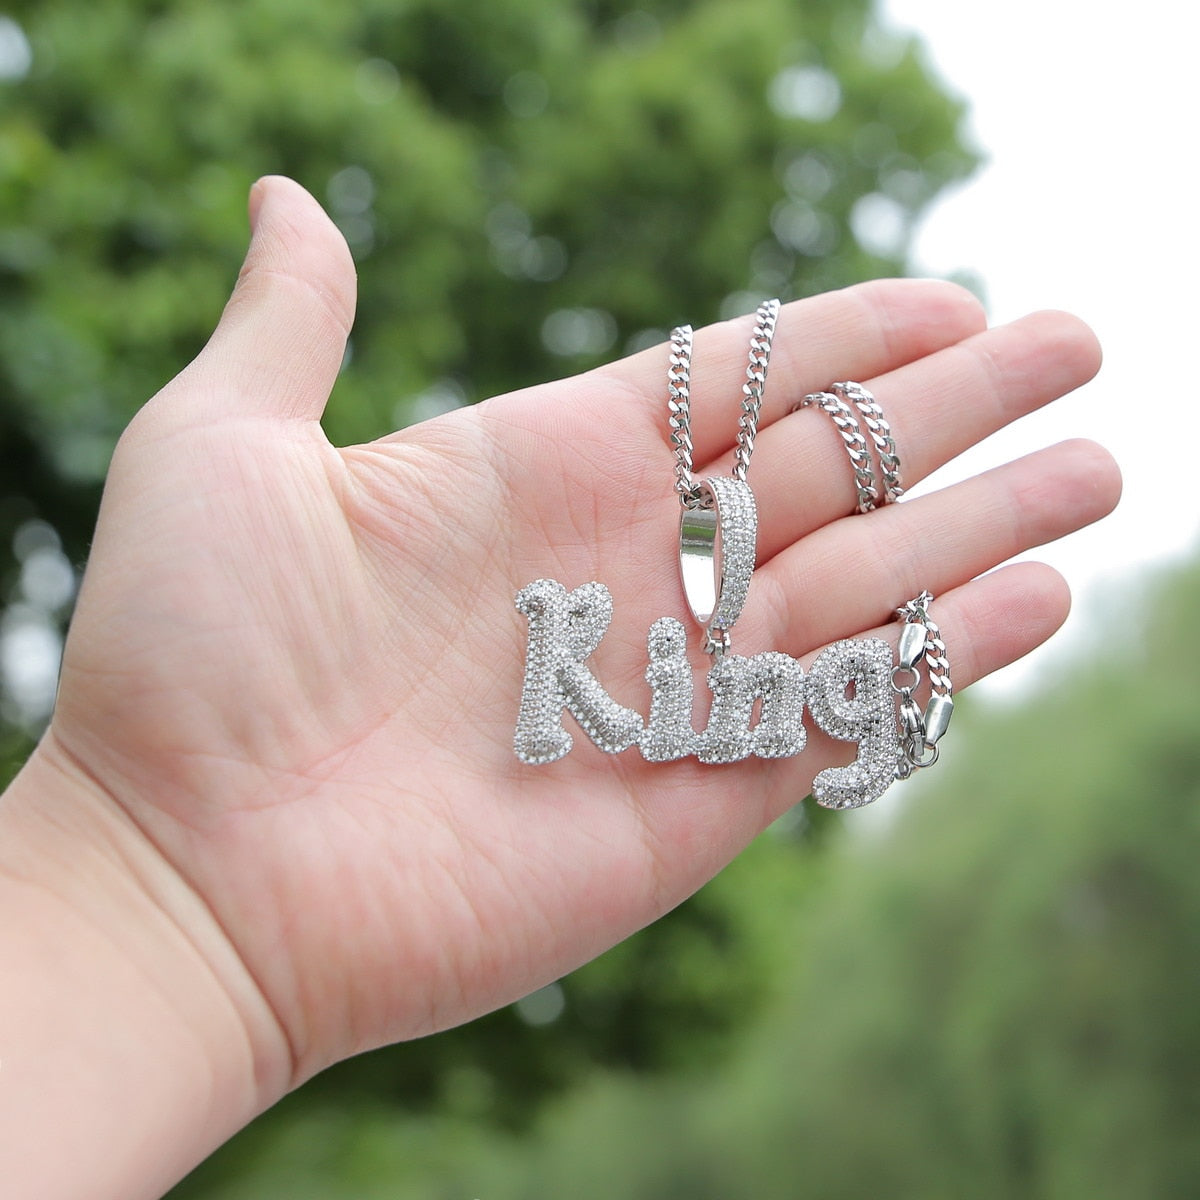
678, 475, 758, 655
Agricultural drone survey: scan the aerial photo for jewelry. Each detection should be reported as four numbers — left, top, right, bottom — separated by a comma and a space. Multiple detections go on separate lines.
807, 637, 903, 808
732, 299, 779, 485
792, 380, 903, 511
892, 590, 954, 777
794, 389, 878, 512
678, 476, 757, 657
833, 381, 903, 503
667, 323, 699, 507
670, 299, 778, 657
511, 301, 902, 785
513, 579, 646, 765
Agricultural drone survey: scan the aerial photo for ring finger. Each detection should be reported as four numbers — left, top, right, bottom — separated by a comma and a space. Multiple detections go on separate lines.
750, 437, 1121, 656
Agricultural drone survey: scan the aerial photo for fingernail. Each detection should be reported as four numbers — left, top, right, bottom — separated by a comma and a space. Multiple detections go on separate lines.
248, 178, 268, 233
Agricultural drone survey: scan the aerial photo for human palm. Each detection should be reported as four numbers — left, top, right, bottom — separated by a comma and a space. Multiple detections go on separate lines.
43, 177, 1118, 1099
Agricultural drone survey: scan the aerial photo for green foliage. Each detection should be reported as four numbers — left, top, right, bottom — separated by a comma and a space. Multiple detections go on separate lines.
168, 817, 833, 1196
173, 555, 1200, 1195
1, 0, 979, 1170
0, 0, 973, 472
0, 0, 973, 745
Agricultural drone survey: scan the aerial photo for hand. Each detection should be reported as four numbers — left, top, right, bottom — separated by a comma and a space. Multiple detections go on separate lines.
3, 177, 1119, 1191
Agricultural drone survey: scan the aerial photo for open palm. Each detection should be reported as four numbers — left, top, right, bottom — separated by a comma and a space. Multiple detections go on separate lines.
46, 177, 1119, 1097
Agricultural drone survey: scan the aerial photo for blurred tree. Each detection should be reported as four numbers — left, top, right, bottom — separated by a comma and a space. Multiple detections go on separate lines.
716, 561, 1199, 1198
0, 0, 979, 1173
297, 554, 1194, 1200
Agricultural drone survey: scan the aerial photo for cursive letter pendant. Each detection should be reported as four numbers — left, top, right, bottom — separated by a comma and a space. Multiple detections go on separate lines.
513, 580, 899, 807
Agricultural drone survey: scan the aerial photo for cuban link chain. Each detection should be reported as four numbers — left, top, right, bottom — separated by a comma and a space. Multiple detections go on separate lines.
892, 590, 954, 777
832, 380, 904, 503
667, 323, 702, 508
797, 390, 879, 512
669, 299, 781, 509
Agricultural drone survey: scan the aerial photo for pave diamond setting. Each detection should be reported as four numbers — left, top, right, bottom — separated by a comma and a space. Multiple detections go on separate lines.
513, 579, 644, 765
806, 637, 900, 808
513, 579, 900, 805
678, 476, 757, 649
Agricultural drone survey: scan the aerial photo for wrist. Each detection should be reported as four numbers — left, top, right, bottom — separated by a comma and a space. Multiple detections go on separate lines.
0, 736, 291, 1199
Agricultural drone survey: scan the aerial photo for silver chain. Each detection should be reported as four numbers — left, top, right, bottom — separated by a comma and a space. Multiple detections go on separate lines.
794, 379, 902, 512
892, 590, 954, 778
897, 590, 952, 695
667, 324, 701, 507
669, 299, 780, 509
797, 391, 879, 513
831, 381, 904, 503
733, 299, 781, 485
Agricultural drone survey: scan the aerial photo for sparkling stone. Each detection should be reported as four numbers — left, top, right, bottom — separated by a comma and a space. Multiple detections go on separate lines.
698, 654, 760, 764
700, 476, 757, 634
805, 637, 899, 808
513, 579, 644, 765
640, 617, 698, 762
697, 650, 806, 764
751, 652, 807, 759
514, 580, 900, 792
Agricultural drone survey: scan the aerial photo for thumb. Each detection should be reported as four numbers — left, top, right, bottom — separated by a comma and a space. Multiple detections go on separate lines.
165, 175, 357, 423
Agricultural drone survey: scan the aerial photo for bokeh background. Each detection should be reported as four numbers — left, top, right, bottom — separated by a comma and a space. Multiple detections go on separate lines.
1, 1, 1195, 1196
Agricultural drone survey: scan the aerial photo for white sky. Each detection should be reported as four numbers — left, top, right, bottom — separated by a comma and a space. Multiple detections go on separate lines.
882, 0, 1198, 692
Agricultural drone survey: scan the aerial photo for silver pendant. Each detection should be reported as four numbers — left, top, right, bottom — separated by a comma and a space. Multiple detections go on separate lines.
512, 578, 899, 802
511, 311, 910, 806
678, 476, 757, 656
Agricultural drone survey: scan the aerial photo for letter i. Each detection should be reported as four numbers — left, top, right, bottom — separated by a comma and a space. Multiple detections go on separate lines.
640, 617, 697, 761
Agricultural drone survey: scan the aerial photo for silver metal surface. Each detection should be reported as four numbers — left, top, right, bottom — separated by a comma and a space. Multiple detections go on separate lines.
831, 380, 904, 503
678, 475, 757, 656
794, 390, 879, 512
667, 324, 702, 508
923, 692, 954, 746
898, 591, 952, 697
679, 504, 719, 624
669, 299, 780, 507
732, 299, 781, 485
796, 379, 904, 513
892, 590, 954, 778
668, 302, 777, 655
900, 696, 924, 740
898, 620, 928, 671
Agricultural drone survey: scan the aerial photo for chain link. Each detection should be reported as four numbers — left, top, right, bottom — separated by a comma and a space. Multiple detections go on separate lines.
732, 298, 781, 484
798, 391, 879, 512
792, 379, 901, 513
831, 381, 904, 503
896, 590, 952, 696
892, 590, 954, 778
667, 324, 703, 507
668, 299, 780, 508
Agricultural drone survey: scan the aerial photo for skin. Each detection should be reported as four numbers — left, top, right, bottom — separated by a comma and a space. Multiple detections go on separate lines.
0, 176, 1121, 1198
